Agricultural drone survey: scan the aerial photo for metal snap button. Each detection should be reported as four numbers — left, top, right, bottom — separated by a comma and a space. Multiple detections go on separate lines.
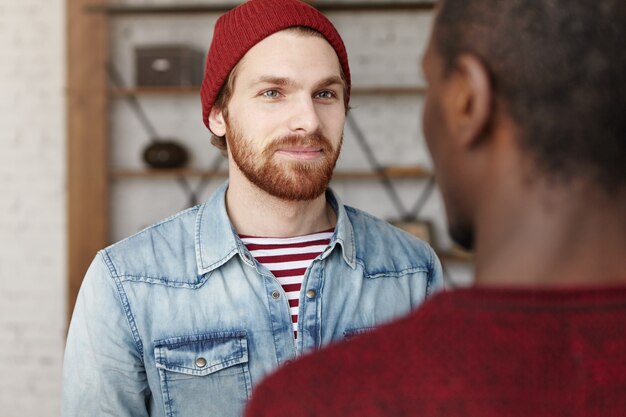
305, 289, 316, 299
195, 357, 207, 368
271, 290, 281, 299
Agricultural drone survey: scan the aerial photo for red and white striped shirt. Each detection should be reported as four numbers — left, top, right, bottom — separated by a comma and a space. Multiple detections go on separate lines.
240, 229, 334, 341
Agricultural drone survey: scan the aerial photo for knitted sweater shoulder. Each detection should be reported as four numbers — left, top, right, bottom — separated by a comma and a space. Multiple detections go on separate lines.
246, 287, 626, 417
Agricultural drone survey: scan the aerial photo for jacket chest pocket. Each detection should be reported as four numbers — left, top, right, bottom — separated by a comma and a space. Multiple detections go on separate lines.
154, 331, 251, 417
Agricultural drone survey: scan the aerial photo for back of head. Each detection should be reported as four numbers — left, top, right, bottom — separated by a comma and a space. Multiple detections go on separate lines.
434, 0, 626, 193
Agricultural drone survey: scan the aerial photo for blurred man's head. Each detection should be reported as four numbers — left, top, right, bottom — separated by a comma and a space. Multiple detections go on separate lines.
422, 0, 626, 250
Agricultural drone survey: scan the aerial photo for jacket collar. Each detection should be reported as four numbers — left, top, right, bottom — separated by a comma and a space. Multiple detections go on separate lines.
195, 181, 356, 275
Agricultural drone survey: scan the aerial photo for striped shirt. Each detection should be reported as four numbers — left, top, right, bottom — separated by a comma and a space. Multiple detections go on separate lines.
240, 229, 334, 341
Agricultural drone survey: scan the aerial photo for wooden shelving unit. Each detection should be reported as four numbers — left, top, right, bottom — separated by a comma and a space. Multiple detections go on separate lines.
439, 248, 474, 263
110, 165, 432, 180
67, 0, 109, 320
86, 1, 436, 15
68, 0, 468, 318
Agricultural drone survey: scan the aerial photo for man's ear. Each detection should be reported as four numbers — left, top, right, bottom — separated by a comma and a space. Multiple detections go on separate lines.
447, 53, 492, 148
208, 106, 227, 137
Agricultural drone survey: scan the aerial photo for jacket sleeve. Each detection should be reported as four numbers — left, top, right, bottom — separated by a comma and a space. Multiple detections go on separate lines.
62, 252, 150, 417
426, 245, 444, 297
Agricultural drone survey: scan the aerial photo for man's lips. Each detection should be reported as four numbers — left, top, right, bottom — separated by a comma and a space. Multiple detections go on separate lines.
275, 146, 324, 160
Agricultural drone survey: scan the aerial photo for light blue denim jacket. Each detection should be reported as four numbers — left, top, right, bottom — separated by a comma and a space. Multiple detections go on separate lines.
62, 182, 442, 417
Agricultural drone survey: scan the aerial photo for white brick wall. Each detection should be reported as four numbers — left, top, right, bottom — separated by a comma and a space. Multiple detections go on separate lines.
0, 1, 66, 416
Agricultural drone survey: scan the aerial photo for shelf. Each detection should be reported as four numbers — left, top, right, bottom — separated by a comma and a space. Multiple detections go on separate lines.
391, 220, 474, 264
111, 168, 228, 179
439, 248, 474, 263
110, 165, 432, 180
111, 86, 427, 97
87, 1, 436, 15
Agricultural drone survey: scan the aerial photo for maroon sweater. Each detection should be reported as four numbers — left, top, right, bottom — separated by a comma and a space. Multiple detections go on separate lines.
246, 287, 626, 417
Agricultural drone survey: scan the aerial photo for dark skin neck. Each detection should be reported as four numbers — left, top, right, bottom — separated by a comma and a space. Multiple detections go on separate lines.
472, 127, 626, 288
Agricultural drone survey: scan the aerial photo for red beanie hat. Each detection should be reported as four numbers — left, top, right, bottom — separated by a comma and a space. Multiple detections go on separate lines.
200, 0, 351, 131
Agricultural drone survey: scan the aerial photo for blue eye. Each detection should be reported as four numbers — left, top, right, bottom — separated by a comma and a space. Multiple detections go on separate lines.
262, 89, 280, 98
316, 90, 336, 99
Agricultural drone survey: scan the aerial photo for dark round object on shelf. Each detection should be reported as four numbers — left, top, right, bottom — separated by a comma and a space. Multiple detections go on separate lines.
143, 139, 189, 169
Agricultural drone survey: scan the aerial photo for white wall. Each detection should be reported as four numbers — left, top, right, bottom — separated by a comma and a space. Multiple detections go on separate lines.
0, 0, 66, 416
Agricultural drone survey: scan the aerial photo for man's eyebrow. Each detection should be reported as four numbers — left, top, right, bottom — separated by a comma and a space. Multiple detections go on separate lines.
249, 76, 297, 88
314, 76, 345, 90
248, 75, 344, 89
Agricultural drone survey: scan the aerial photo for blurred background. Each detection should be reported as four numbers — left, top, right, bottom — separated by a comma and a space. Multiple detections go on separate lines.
0, 0, 473, 415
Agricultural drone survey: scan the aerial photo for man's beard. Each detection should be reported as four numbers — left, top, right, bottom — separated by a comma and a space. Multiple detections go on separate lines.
226, 124, 342, 201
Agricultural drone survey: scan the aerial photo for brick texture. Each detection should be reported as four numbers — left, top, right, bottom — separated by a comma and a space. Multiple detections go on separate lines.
0, 1, 66, 416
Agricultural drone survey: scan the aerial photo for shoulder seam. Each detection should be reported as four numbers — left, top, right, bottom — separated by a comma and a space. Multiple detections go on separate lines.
99, 250, 146, 360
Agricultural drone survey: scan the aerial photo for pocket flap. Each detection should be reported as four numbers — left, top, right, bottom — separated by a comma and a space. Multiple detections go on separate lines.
154, 331, 248, 376
343, 327, 374, 340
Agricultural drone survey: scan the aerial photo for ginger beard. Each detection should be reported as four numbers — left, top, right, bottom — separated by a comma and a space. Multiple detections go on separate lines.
226, 122, 342, 201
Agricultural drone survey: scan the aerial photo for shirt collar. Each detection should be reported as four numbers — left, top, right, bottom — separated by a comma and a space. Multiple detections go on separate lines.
324, 188, 357, 269
195, 182, 357, 276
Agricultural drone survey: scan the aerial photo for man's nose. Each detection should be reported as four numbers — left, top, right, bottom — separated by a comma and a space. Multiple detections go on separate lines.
286, 96, 321, 134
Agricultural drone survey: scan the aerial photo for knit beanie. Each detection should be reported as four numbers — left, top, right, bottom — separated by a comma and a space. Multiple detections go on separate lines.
200, 0, 351, 131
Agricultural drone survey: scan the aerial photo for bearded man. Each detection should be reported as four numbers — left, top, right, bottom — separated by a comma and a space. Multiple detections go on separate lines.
61, 1, 442, 416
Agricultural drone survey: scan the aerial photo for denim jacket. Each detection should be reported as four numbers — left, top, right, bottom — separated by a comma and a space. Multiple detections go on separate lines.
62, 182, 443, 417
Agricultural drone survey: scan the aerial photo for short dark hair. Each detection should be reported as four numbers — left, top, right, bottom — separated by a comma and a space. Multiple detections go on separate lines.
434, 0, 626, 192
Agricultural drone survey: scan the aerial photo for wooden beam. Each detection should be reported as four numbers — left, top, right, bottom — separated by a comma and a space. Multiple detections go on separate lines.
109, 166, 432, 180
85, 1, 436, 15
67, 0, 109, 322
